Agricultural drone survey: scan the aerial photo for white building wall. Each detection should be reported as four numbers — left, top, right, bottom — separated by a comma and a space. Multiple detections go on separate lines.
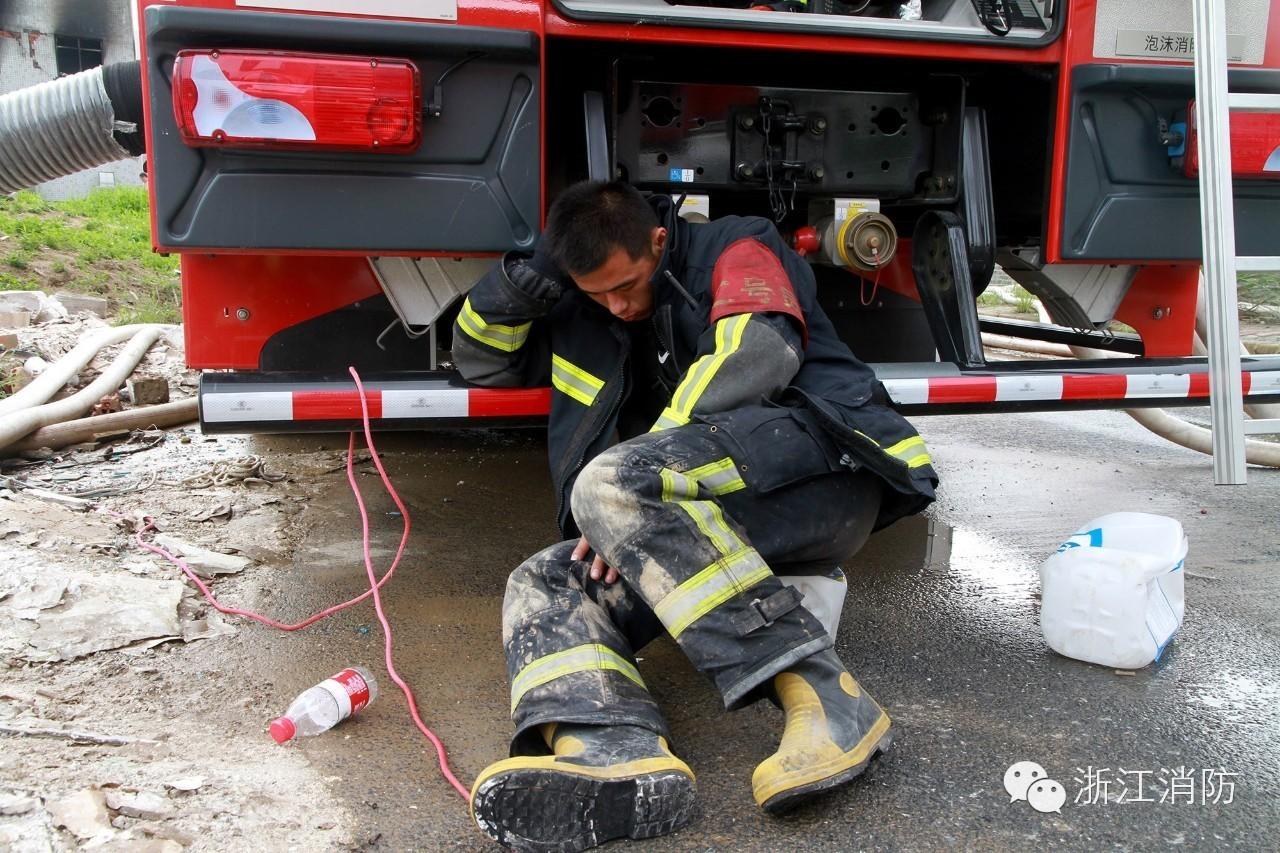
0, 0, 144, 200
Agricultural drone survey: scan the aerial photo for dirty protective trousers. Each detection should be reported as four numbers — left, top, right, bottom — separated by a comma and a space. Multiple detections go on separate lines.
502, 406, 883, 753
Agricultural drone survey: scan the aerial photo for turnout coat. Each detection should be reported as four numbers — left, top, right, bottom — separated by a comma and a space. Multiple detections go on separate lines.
453, 199, 938, 538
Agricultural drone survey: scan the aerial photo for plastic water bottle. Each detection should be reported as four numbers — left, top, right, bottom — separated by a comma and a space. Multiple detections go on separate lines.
269, 666, 379, 744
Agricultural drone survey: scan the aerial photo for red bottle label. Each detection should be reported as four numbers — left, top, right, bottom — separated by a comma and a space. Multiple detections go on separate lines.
332, 668, 371, 714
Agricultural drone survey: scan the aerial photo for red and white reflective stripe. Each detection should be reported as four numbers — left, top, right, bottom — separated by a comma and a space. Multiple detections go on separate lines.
202, 387, 551, 423
881, 370, 1280, 406
201, 368, 1280, 423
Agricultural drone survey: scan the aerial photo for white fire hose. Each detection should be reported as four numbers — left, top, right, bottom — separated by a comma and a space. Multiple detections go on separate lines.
0, 327, 166, 453
0, 324, 163, 416
981, 283, 1280, 468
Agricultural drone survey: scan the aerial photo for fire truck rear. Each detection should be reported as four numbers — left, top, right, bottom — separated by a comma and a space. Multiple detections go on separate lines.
8, 0, 1280, 430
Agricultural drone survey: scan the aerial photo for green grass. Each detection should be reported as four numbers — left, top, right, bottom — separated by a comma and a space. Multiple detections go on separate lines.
0, 187, 180, 324
977, 284, 1040, 315
1239, 273, 1280, 315
1012, 286, 1037, 315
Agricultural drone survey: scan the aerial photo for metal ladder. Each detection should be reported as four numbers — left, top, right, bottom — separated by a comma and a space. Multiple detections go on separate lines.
1191, 0, 1280, 484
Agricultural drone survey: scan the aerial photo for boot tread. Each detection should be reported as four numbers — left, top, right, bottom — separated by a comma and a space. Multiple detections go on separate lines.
471, 760, 696, 852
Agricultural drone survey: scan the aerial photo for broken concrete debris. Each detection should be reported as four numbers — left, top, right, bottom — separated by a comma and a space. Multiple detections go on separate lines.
19, 573, 185, 662
151, 535, 252, 577
164, 777, 204, 794
51, 292, 110, 318
46, 788, 111, 840
0, 791, 39, 816
126, 377, 170, 406
0, 291, 67, 324
104, 790, 174, 821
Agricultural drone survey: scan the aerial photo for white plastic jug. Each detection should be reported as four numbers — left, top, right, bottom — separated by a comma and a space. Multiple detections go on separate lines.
1039, 512, 1187, 669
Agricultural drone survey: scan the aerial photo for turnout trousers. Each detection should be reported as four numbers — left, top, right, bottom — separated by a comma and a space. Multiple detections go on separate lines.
502, 404, 883, 752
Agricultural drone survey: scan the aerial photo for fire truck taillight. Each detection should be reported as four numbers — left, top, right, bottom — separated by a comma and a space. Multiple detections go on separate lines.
172, 50, 421, 153
1184, 100, 1280, 179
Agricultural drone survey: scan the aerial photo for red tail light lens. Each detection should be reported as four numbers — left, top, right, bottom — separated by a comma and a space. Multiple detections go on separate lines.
172, 50, 421, 153
1185, 100, 1280, 179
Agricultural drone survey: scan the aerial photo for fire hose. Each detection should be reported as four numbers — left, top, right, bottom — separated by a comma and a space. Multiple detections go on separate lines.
982, 284, 1280, 468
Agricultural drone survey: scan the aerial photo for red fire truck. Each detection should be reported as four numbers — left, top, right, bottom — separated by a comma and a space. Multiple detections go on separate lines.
106, 1, 1280, 429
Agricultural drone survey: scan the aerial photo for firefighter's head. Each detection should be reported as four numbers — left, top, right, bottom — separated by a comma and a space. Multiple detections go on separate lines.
545, 180, 667, 322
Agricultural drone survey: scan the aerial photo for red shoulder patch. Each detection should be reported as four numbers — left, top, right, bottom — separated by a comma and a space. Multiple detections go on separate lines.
709, 238, 807, 346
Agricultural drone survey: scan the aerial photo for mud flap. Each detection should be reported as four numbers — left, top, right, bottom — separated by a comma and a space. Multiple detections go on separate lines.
911, 210, 986, 369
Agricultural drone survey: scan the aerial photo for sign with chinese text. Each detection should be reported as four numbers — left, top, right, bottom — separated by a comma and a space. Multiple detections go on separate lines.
1116, 30, 1246, 63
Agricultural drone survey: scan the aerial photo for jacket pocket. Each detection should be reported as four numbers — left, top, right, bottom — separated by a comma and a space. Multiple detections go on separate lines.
693, 404, 847, 494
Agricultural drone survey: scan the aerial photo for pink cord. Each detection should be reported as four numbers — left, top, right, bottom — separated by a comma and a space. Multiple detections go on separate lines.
345, 366, 471, 802
130, 515, 401, 632
122, 366, 471, 803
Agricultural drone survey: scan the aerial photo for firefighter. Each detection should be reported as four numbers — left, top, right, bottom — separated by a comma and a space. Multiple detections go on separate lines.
454, 181, 937, 850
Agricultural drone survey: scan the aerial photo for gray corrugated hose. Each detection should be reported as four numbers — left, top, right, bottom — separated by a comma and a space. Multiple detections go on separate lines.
0, 65, 132, 194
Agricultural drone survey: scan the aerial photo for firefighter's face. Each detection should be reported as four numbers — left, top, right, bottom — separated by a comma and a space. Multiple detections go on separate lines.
573, 227, 667, 322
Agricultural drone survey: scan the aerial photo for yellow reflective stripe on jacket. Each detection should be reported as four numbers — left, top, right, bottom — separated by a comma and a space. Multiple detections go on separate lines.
650, 407, 689, 433
652, 314, 751, 431
456, 297, 532, 353
655, 548, 772, 638
510, 643, 645, 712
551, 354, 605, 406
683, 457, 746, 496
856, 430, 934, 470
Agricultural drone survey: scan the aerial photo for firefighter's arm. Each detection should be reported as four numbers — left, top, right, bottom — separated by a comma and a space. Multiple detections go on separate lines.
651, 238, 806, 431
452, 250, 562, 387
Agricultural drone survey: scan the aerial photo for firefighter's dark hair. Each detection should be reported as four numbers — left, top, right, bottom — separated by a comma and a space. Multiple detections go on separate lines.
543, 181, 659, 277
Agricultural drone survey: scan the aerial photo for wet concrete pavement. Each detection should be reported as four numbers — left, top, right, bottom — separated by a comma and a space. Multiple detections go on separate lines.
229, 410, 1278, 851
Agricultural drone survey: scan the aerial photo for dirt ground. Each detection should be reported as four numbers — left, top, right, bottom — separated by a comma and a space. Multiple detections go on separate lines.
0, 317, 400, 851
0, 440, 365, 851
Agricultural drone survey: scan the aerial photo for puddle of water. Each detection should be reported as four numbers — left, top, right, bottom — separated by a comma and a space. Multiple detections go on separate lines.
853, 514, 1043, 651
1185, 671, 1280, 726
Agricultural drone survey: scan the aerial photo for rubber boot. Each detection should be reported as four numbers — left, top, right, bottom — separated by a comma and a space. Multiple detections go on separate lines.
751, 649, 892, 813
470, 723, 697, 852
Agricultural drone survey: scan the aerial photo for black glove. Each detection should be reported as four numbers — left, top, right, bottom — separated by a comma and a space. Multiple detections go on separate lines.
526, 239, 567, 282
504, 241, 568, 304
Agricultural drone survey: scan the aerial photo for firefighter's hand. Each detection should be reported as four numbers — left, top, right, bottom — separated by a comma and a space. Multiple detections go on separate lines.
506, 242, 568, 304
526, 240, 567, 285
573, 536, 619, 585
